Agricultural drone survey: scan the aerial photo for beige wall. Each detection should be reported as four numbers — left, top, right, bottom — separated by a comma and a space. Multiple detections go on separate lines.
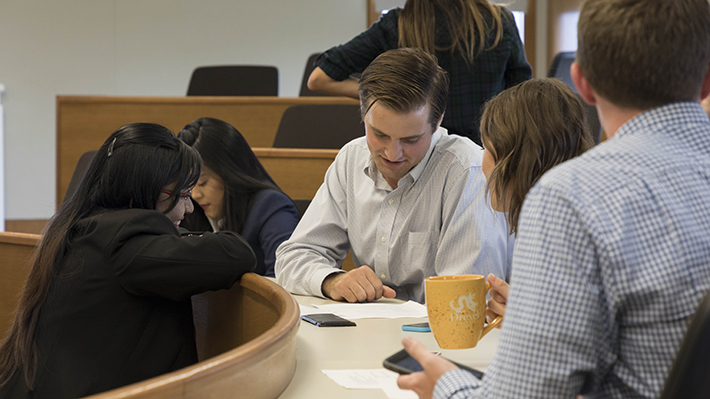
0, 0, 366, 220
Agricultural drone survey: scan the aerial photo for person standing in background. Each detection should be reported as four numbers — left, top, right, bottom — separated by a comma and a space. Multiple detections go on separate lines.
308, 0, 532, 145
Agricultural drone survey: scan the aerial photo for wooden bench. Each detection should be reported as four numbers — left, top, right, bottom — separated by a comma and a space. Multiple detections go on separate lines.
0, 232, 40, 337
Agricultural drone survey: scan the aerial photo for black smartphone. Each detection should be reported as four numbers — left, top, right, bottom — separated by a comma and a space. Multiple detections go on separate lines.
383, 349, 484, 379
301, 313, 357, 327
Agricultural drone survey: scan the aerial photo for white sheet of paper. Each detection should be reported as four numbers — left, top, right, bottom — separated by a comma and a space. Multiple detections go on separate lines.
298, 304, 327, 315
312, 300, 428, 319
321, 369, 417, 399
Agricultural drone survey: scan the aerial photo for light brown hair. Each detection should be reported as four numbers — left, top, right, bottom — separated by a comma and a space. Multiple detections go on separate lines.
577, 0, 710, 109
398, 0, 504, 63
358, 47, 449, 131
480, 78, 594, 235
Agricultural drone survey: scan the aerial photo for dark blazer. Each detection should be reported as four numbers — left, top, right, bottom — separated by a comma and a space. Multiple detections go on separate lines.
242, 189, 299, 277
183, 189, 298, 277
0, 209, 255, 399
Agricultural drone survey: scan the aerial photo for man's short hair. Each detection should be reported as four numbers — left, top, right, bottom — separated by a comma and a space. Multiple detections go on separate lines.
577, 0, 710, 109
358, 48, 449, 132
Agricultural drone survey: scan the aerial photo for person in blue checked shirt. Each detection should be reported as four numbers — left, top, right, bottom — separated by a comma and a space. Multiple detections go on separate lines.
276, 48, 513, 304
398, 0, 710, 397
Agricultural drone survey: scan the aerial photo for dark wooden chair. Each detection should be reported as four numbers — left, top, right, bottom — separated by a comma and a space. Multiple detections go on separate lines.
62, 150, 97, 204
272, 104, 363, 149
187, 66, 278, 96
548, 51, 603, 144
299, 53, 333, 97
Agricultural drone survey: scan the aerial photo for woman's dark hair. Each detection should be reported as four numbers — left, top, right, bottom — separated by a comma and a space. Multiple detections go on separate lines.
177, 117, 281, 233
0, 123, 201, 390
480, 78, 594, 235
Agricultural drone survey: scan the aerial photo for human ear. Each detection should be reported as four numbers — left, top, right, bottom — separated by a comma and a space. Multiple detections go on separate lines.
571, 62, 596, 106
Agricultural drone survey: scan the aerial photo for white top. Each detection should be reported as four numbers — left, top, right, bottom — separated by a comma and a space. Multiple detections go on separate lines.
275, 127, 514, 303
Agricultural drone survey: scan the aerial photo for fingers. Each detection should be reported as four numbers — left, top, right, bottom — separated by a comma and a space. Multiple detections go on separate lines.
399, 336, 458, 397
397, 372, 432, 399
402, 336, 430, 362
487, 274, 509, 301
325, 266, 393, 303
486, 274, 508, 327
383, 285, 397, 298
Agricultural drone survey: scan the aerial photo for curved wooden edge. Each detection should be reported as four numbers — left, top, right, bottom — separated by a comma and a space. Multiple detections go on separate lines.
0, 232, 42, 246
83, 274, 300, 399
252, 147, 339, 159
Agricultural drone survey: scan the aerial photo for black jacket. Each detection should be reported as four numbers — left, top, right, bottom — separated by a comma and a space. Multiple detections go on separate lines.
1, 209, 255, 398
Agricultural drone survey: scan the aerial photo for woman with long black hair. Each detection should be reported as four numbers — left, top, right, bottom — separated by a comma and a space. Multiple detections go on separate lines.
0, 123, 255, 398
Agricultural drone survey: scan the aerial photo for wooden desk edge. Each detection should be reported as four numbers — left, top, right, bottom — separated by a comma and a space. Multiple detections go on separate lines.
252, 147, 339, 159
56, 95, 359, 106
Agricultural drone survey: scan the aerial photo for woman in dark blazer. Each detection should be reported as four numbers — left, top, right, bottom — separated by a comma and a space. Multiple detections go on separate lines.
178, 117, 299, 278
0, 123, 256, 399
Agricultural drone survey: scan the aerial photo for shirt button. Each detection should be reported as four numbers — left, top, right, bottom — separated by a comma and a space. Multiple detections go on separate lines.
381, 236, 386, 242
381, 274, 386, 279
389, 199, 394, 204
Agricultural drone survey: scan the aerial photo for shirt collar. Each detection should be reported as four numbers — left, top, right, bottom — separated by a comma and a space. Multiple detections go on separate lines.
613, 102, 710, 143
364, 126, 446, 186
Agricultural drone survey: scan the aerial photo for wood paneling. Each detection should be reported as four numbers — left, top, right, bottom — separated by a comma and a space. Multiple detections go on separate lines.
56, 95, 357, 208
5, 219, 47, 235
0, 232, 40, 337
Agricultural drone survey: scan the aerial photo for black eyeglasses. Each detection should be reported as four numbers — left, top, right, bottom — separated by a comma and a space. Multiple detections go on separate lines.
160, 189, 192, 201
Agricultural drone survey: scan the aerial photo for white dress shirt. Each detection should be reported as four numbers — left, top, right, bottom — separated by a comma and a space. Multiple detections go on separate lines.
275, 127, 513, 303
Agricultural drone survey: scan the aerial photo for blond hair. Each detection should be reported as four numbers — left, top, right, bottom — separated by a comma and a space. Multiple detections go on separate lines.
398, 0, 504, 63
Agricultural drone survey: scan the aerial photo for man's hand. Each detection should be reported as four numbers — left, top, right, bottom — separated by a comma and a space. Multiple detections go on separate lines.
396, 337, 459, 399
321, 266, 396, 302
486, 273, 508, 327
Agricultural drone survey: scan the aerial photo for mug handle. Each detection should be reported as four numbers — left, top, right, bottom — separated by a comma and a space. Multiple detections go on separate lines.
481, 282, 503, 338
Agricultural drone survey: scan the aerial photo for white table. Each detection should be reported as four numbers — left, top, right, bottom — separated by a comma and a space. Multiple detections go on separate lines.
278, 294, 500, 398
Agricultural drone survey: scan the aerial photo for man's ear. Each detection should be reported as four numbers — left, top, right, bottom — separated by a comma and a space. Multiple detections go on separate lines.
571, 62, 596, 105
700, 65, 710, 100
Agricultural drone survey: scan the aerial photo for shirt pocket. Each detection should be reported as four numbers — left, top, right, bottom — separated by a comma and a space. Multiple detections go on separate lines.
405, 231, 438, 271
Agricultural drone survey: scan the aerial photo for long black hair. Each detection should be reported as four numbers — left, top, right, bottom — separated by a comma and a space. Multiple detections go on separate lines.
0, 123, 201, 390
177, 117, 281, 233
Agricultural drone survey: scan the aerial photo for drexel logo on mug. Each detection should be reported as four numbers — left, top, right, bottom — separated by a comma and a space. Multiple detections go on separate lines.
425, 275, 501, 349
449, 293, 481, 322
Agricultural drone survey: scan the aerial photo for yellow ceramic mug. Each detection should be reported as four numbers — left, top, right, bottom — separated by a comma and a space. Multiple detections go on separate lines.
425, 275, 502, 349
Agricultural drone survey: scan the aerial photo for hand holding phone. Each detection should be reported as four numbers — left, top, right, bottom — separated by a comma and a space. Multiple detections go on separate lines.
383, 349, 483, 379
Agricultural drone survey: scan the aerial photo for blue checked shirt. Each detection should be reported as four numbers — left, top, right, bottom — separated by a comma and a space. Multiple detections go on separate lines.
435, 102, 710, 398
275, 128, 514, 303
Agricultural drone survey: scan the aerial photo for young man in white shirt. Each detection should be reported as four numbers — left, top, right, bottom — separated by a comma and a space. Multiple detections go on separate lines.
275, 48, 512, 303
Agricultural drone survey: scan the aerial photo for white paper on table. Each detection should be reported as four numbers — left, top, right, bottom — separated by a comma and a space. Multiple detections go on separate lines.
298, 304, 329, 315
312, 300, 427, 319
321, 369, 417, 399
